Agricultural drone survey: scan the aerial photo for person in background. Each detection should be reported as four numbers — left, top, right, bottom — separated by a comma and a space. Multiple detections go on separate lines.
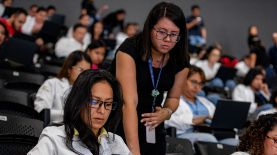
22, 7, 47, 36
46, 5, 56, 18
34, 51, 91, 123
0, 7, 27, 37
110, 2, 190, 154
247, 25, 260, 51
81, 0, 108, 24
0, 0, 13, 17
231, 113, 277, 155
86, 39, 106, 70
67, 14, 91, 46
0, 21, 9, 46
28, 70, 130, 155
186, 4, 207, 54
55, 24, 88, 58
257, 88, 277, 118
235, 54, 253, 78
102, 9, 126, 38
232, 67, 271, 115
268, 32, 277, 74
28, 4, 38, 17
107, 22, 139, 60
165, 66, 217, 143
195, 45, 236, 90
90, 20, 104, 41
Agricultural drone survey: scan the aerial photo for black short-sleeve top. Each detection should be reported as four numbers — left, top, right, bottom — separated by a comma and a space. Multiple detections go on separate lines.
110, 36, 189, 118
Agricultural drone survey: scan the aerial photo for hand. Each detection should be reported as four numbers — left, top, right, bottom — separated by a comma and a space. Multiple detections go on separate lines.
261, 83, 270, 95
141, 107, 169, 129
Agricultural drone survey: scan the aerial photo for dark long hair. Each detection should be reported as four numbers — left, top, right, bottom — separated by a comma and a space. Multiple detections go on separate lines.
138, 1, 189, 66
63, 69, 123, 155
243, 67, 264, 86
238, 113, 277, 155
57, 50, 92, 79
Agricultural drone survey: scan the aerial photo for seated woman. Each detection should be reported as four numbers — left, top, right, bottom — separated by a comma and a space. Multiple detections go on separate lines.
165, 65, 217, 143
257, 88, 277, 118
232, 67, 272, 116
34, 51, 91, 123
86, 39, 106, 70
28, 70, 130, 155
195, 46, 236, 90
231, 113, 277, 155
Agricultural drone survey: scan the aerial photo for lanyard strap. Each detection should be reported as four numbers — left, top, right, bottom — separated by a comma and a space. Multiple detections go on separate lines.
148, 55, 165, 110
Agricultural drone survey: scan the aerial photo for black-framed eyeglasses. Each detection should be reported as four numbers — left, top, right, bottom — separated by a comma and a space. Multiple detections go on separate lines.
153, 27, 180, 43
266, 135, 277, 144
89, 98, 117, 110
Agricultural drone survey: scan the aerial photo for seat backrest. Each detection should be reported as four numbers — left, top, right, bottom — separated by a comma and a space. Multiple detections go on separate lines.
0, 69, 45, 86
0, 88, 29, 106
0, 113, 43, 137
194, 141, 236, 155
0, 135, 38, 155
39, 64, 61, 78
0, 38, 38, 66
166, 137, 194, 155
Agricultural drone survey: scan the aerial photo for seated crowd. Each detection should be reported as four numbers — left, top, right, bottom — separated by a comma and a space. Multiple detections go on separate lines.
0, 0, 276, 155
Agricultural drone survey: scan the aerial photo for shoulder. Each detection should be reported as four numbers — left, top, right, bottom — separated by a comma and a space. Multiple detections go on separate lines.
117, 36, 140, 60
197, 96, 213, 105
231, 152, 250, 155
103, 133, 130, 154
41, 125, 66, 138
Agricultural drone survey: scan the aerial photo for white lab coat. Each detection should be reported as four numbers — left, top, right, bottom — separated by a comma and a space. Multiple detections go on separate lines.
22, 16, 35, 35
195, 60, 221, 80
28, 125, 130, 155
66, 27, 91, 46
55, 37, 88, 58
232, 84, 258, 114
34, 78, 71, 123
165, 96, 215, 135
235, 61, 250, 77
231, 152, 250, 155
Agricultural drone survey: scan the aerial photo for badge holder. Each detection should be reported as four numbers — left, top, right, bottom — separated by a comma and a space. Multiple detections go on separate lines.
146, 126, 156, 144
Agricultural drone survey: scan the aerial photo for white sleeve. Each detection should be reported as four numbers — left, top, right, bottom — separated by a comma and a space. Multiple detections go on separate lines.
55, 38, 69, 58
27, 134, 56, 155
34, 79, 55, 113
232, 85, 257, 114
165, 105, 193, 131
21, 18, 33, 35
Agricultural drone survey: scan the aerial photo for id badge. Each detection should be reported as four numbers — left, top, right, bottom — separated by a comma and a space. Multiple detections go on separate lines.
146, 126, 156, 144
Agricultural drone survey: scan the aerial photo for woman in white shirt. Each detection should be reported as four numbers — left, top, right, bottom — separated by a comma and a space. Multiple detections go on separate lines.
165, 65, 217, 143
28, 70, 130, 155
34, 51, 92, 123
232, 67, 271, 115
231, 113, 277, 155
195, 46, 236, 90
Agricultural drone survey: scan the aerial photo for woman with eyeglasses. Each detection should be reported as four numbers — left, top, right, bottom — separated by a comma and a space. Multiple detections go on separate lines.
110, 2, 190, 155
165, 65, 218, 143
231, 113, 277, 155
34, 51, 91, 123
28, 70, 130, 155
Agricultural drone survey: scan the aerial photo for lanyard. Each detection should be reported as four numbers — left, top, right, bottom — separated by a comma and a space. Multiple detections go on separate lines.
148, 55, 165, 111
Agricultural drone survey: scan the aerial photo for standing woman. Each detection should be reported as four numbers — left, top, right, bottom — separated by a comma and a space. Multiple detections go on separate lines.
110, 2, 190, 155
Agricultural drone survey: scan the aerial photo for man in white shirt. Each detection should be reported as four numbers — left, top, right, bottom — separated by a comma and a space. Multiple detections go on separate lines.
55, 24, 88, 58
22, 7, 47, 36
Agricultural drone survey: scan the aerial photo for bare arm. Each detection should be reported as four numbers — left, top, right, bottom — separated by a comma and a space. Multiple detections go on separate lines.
164, 68, 189, 112
116, 51, 140, 155
249, 53, 257, 68
186, 19, 198, 30
201, 27, 207, 39
141, 68, 189, 128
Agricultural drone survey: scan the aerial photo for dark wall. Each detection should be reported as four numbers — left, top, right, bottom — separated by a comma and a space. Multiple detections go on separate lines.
13, 0, 277, 58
